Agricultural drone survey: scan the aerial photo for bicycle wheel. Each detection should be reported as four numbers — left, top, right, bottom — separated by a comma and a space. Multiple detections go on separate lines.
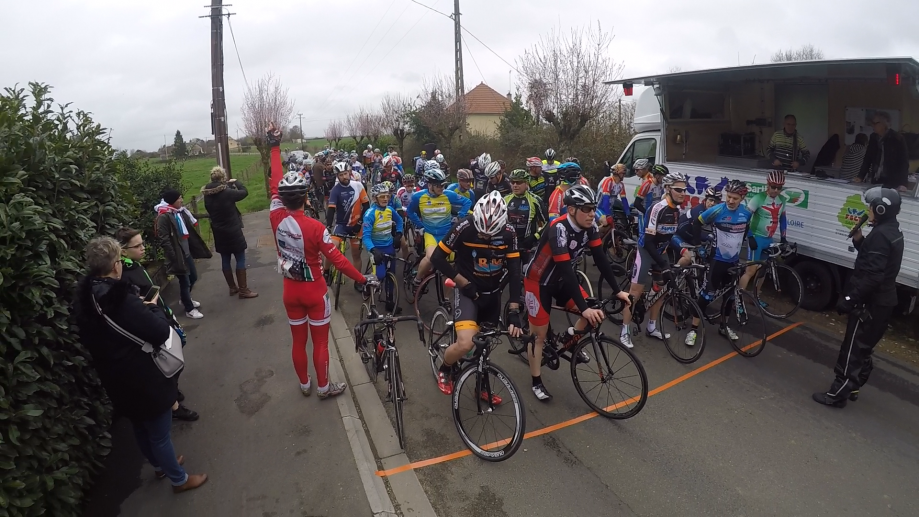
304, 205, 320, 221
428, 308, 454, 384
388, 349, 406, 450
722, 290, 768, 357
452, 363, 525, 461
576, 270, 594, 298
384, 272, 400, 313
658, 292, 706, 364
502, 300, 530, 363
415, 274, 449, 332
362, 263, 373, 302
333, 266, 343, 311
570, 335, 648, 419
357, 303, 378, 383
753, 263, 803, 319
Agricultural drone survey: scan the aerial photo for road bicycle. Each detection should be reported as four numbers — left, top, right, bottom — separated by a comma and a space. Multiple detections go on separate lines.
412, 267, 453, 333
353, 279, 424, 450
428, 288, 529, 461
748, 242, 803, 319
504, 297, 649, 418
327, 233, 360, 311
363, 253, 408, 313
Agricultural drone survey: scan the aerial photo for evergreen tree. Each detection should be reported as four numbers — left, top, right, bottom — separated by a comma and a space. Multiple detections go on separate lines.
173, 130, 188, 159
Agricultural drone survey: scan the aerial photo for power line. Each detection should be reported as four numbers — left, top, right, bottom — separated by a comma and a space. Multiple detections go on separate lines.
461, 26, 520, 75
463, 37, 484, 84
224, 10, 249, 90
336, 0, 397, 89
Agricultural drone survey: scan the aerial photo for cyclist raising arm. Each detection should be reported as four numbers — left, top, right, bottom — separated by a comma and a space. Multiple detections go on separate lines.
267, 123, 369, 399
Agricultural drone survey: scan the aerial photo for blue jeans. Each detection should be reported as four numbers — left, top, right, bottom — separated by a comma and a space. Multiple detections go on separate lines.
178, 255, 198, 313
131, 409, 188, 486
220, 251, 246, 271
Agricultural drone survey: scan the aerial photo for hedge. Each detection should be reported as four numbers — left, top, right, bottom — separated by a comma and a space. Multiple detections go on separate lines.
0, 83, 134, 515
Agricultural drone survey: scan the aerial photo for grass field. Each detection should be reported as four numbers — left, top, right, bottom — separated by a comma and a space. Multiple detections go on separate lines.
179, 154, 268, 213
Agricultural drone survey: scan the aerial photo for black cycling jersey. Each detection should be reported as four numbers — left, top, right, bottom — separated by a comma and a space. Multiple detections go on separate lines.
505, 192, 547, 249
639, 197, 681, 269
472, 165, 488, 198
432, 216, 521, 300
542, 171, 558, 205
485, 176, 512, 197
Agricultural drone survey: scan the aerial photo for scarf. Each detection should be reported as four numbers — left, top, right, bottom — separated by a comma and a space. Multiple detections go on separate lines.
154, 200, 198, 239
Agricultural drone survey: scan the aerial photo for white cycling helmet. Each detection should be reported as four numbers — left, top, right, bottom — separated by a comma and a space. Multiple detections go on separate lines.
477, 153, 492, 171
484, 161, 502, 178
662, 171, 688, 187
423, 168, 447, 184
367, 144, 373, 150
473, 191, 508, 236
435, 153, 445, 163
277, 171, 309, 195
382, 155, 394, 167
423, 159, 441, 173
333, 161, 351, 173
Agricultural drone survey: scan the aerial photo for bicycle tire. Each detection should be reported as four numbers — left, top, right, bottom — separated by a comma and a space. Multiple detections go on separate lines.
659, 292, 706, 364
358, 303, 378, 383
722, 290, 768, 357
753, 263, 803, 319
415, 273, 449, 332
576, 270, 594, 298
333, 267, 343, 311
389, 349, 406, 450
428, 308, 454, 384
452, 363, 525, 461
385, 272, 400, 313
570, 335, 648, 419
362, 263, 373, 302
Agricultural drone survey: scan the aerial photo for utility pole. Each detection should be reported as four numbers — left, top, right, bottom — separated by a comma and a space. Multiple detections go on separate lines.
298, 112, 304, 151
453, 0, 464, 101
201, 2, 234, 178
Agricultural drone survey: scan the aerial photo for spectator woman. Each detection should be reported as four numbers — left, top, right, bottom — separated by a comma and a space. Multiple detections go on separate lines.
201, 166, 258, 298
115, 227, 199, 421
155, 189, 212, 319
74, 236, 207, 493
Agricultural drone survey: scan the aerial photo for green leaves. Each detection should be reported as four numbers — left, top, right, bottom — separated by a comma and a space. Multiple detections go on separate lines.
1, 83, 116, 516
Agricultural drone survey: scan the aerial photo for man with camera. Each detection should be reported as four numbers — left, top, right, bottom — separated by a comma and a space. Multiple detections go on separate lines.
813, 187, 904, 408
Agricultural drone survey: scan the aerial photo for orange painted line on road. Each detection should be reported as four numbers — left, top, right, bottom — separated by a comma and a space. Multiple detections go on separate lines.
375, 321, 803, 477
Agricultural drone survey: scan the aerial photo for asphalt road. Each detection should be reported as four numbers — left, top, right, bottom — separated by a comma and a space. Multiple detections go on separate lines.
335, 261, 919, 517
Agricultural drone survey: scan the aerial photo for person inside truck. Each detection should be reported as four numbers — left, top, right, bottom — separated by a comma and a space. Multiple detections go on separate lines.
854, 111, 910, 191
766, 114, 810, 171
739, 170, 788, 298
619, 171, 688, 349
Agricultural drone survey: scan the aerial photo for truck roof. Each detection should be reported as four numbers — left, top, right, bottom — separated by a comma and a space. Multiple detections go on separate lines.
605, 57, 919, 86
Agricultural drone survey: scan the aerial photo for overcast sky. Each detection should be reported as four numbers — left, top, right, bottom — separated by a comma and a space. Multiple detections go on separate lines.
3, 0, 918, 151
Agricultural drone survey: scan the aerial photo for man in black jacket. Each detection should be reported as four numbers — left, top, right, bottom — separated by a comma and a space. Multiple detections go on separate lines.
813, 187, 904, 408
855, 111, 910, 191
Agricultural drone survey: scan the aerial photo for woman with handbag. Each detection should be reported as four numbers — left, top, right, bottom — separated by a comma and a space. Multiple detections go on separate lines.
74, 236, 207, 493
115, 227, 199, 422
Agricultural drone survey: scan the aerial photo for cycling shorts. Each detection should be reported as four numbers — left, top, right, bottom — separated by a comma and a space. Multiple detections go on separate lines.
283, 278, 332, 326
332, 224, 363, 243
631, 246, 663, 289
453, 290, 502, 332
423, 232, 446, 250
370, 245, 396, 280
670, 235, 692, 258
523, 278, 588, 327
747, 236, 773, 262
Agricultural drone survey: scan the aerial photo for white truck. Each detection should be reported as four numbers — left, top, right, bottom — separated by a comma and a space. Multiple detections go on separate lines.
607, 58, 919, 313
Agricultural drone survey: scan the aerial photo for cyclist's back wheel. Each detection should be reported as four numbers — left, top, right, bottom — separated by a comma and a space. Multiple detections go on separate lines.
428, 308, 454, 384
570, 335, 648, 419
722, 290, 767, 357
753, 263, 803, 319
357, 303, 378, 383
388, 349, 406, 450
659, 292, 706, 364
452, 363, 525, 461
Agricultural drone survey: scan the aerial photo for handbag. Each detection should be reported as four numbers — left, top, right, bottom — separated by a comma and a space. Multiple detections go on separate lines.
92, 295, 185, 378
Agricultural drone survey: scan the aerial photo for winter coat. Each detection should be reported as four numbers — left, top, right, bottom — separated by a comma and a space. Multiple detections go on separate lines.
74, 277, 178, 421
155, 208, 212, 275
201, 180, 249, 254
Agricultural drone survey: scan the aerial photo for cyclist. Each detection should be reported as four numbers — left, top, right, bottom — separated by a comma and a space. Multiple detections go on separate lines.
631, 159, 653, 214
436, 153, 450, 176
363, 184, 404, 313
266, 123, 369, 399
504, 168, 548, 264
431, 192, 523, 398
447, 169, 476, 205
324, 161, 370, 290
739, 170, 788, 292
541, 148, 561, 204
673, 186, 722, 267
484, 161, 512, 197
685, 179, 755, 345
597, 162, 630, 240
547, 162, 584, 221
619, 171, 689, 348
321, 158, 336, 205
407, 166, 473, 301
524, 185, 631, 400
363, 145, 374, 168
472, 153, 492, 200
526, 157, 546, 199
396, 175, 418, 262
380, 155, 402, 187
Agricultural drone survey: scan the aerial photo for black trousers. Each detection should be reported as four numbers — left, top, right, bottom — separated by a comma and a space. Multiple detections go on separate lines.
827, 304, 894, 399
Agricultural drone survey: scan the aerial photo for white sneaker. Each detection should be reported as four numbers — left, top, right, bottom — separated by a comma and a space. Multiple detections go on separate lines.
646, 327, 671, 340
619, 333, 634, 349
685, 330, 697, 347
185, 308, 204, 319
720, 326, 739, 341
192, 300, 201, 308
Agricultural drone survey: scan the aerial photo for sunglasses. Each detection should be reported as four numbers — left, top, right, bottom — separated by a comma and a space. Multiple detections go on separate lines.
578, 206, 597, 213
510, 180, 526, 185
670, 187, 687, 193
767, 184, 783, 190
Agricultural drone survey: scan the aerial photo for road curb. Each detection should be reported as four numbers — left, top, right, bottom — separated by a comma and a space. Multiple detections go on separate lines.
329, 310, 438, 517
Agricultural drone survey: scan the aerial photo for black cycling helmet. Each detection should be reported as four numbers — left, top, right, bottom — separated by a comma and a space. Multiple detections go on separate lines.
651, 163, 670, 177
564, 184, 599, 208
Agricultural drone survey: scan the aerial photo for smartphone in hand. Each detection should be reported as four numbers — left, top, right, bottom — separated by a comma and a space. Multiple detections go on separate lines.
143, 285, 161, 303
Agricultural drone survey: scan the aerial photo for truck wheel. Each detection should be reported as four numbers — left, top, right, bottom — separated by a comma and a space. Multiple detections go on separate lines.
793, 260, 835, 311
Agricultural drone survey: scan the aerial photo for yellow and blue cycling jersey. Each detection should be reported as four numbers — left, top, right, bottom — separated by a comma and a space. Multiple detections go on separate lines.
408, 189, 472, 239
362, 205, 404, 250
446, 183, 476, 205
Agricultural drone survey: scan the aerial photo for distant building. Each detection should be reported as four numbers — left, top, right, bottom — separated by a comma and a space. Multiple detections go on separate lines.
463, 83, 511, 137
227, 137, 240, 151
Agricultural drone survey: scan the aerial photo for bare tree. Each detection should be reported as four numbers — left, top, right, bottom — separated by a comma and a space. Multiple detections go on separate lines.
365, 110, 385, 148
346, 109, 368, 149
517, 22, 625, 151
415, 75, 466, 153
324, 120, 344, 148
241, 72, 295, 197
380, 94, 414, 155
771, 44, 825, 63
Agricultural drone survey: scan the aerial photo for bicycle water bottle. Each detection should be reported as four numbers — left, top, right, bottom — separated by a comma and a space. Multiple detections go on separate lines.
562, 326, 577, 348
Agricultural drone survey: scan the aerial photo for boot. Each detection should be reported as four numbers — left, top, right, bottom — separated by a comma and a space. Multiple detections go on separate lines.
222, 270, 238, 296
236, 269, 258, 299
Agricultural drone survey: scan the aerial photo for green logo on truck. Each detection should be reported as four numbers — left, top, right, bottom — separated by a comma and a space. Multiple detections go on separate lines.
747, 182, 809, 208
837, 194, 867, 229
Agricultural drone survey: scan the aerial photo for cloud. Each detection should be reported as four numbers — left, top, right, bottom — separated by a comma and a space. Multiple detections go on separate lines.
2, 0, 917, 150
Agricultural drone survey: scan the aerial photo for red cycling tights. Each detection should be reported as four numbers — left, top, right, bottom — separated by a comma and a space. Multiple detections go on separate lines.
282, 278, 332, 388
